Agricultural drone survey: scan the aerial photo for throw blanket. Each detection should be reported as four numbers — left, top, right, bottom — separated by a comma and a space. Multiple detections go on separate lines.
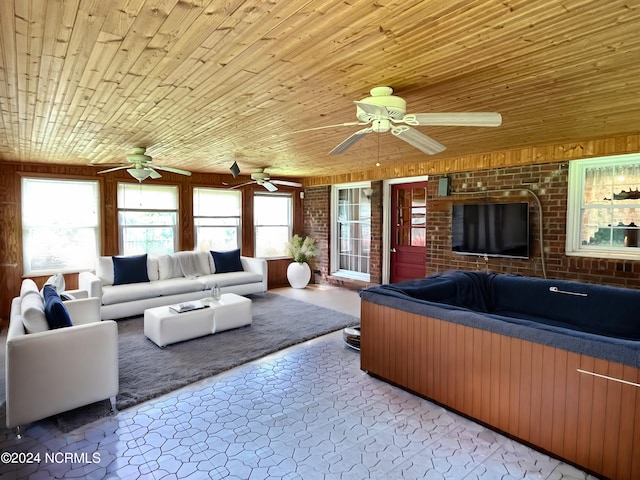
175, 251, 208, 279
383, 270, 497, 312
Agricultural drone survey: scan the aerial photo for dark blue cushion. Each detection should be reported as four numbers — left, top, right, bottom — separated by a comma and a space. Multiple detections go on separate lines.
43, 285, 72, 329
113, 254, 150, 285
211, 249, 243, 273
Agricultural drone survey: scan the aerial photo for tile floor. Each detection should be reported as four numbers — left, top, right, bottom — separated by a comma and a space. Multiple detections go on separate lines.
0, 286, 595, 479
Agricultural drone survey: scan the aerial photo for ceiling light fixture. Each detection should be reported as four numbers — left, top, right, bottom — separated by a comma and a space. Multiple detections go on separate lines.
127, 168, 152, 182
230, 161, 240, 178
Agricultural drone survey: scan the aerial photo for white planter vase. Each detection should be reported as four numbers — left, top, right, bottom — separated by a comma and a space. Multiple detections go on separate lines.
287, 262, 311, 289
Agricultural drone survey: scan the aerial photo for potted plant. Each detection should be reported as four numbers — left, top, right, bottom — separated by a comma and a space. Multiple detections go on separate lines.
284, 235, 318, 288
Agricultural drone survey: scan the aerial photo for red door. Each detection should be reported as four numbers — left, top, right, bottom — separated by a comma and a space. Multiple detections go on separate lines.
390, 182, 427, 283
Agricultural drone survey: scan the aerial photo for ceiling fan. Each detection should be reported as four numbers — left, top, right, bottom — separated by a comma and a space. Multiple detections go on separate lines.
95, 147, 192, 182
229, 167, 302, 192
300, 86, 502, 155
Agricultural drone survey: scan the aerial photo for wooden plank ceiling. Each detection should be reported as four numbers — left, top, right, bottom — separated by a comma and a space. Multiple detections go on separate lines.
0, 0, 639, 180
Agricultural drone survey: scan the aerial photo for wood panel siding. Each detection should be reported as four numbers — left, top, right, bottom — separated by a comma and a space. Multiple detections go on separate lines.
2, 2, 640, 179
360, 300, 640, 480
0, 162, 301, 324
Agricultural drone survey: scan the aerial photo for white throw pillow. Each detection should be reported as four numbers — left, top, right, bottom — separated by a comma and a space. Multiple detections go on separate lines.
96, 256, 114, 285
20, 278, 39, 298
44, 273, 65, 292
147, 256, 159, 282
21, 290, 49, 334
158, 255, 183, 280
195, 251, 213, 275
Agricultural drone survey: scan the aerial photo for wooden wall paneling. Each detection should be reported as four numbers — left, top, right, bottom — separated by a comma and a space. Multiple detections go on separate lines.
359, 301, 640, 479
629, 365, 640, 480
507, 337, 522, 436
266, 258, 292, 289
562, 352, 581, 464
454, 323, 465, 412
574, 355, 595, 471
588, 359, 610, 475
602, 361, 624, 480
517, 339, 533, 441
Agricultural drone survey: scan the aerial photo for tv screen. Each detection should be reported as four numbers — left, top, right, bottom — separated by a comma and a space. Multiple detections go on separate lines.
452, 202, 529, 259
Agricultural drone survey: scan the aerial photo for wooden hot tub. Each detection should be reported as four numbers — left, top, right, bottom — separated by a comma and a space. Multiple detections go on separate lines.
360, 273, 640, 480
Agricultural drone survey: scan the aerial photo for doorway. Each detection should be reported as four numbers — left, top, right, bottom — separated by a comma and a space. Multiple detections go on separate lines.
390, 182, 428, 283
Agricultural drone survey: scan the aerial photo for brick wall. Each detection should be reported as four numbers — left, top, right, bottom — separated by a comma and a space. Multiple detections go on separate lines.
305, 162, 640, 289
303, 186, 330, 283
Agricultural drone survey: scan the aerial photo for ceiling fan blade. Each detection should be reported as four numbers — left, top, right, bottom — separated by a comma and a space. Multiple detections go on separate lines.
97, 165, 130, 174
147, 168, 162, 179
407, 112, 502, 127
354, 101, 390, 118
271, 180, 302, 188
262, 181, 278, 192
391, 126, 447, 155
228, 181, 254, 190
152, 165, 192, 176
329, 127, 373, 155
290, 122, 368, 134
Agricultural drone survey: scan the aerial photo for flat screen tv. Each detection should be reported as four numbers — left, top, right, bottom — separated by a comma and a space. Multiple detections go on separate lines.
451, 202, 529, 259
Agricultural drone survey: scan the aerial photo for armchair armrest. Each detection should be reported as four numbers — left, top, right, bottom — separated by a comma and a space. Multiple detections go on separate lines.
241, 256, 268, 292
5, 320, 119, 429
64, 297, 101, 325
78, 271, 103, 302
63, 288, 88, 299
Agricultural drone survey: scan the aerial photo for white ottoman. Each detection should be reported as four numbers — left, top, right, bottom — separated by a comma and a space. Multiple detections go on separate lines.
144, 303, 213, 347
212, 293, 252, 333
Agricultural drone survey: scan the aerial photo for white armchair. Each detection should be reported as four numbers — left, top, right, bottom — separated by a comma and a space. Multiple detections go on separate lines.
5, 282, 119, 435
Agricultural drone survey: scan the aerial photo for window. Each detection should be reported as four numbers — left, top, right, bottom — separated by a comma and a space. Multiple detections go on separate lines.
567, 154, 640, 259
118, 183, 178, 255
193, 188, 241, 251
254, 193, 292, 257
22, 177, 100, 275
331, 183, 371, 280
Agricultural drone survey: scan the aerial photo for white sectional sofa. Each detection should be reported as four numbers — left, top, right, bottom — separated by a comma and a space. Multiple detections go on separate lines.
79, 250, 268, 320
6, 279, 119, 432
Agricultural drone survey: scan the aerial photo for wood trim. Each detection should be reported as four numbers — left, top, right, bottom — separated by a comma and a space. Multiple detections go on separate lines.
360, 300, 640, 480
304, 133, 640, 187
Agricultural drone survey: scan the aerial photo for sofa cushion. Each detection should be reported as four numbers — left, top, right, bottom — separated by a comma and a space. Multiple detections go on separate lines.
155, 277, 205, 296
158, 255, 183, 280
113, 254, 150, 285
101, 282, 163, 305
211, 249, 243, 274
197, 271, 263, 289
43, 285, 73, 329
21, 290, 49, 334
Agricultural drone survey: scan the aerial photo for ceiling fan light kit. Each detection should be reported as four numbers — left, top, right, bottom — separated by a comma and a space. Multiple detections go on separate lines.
97, 147, 192, 182
318, 86, 502, 156
228, 167, 302, 192
127, 168, 152, 182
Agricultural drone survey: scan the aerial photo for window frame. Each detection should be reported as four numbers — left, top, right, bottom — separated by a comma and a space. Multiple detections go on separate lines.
117, 182, 179, 256
193, 187, 242, 252
21, 176, 101, 276
253, 191, 293, 258
566, 153, 640, 260
330, 181, 371, 281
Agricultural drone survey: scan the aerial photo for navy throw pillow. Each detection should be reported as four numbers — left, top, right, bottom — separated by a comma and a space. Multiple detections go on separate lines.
211, 249, 244, 273
43, 285, 73, 329
113, 254, 150, 285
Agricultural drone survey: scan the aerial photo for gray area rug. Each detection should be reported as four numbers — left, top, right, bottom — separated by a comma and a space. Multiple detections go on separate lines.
1, 292, 358, 433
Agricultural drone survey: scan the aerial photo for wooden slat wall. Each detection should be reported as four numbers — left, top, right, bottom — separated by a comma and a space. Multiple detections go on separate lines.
2, 1, 640, 179
303, 132, 640, 187
0, 162, 303, 324
360, 300, 640, 480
